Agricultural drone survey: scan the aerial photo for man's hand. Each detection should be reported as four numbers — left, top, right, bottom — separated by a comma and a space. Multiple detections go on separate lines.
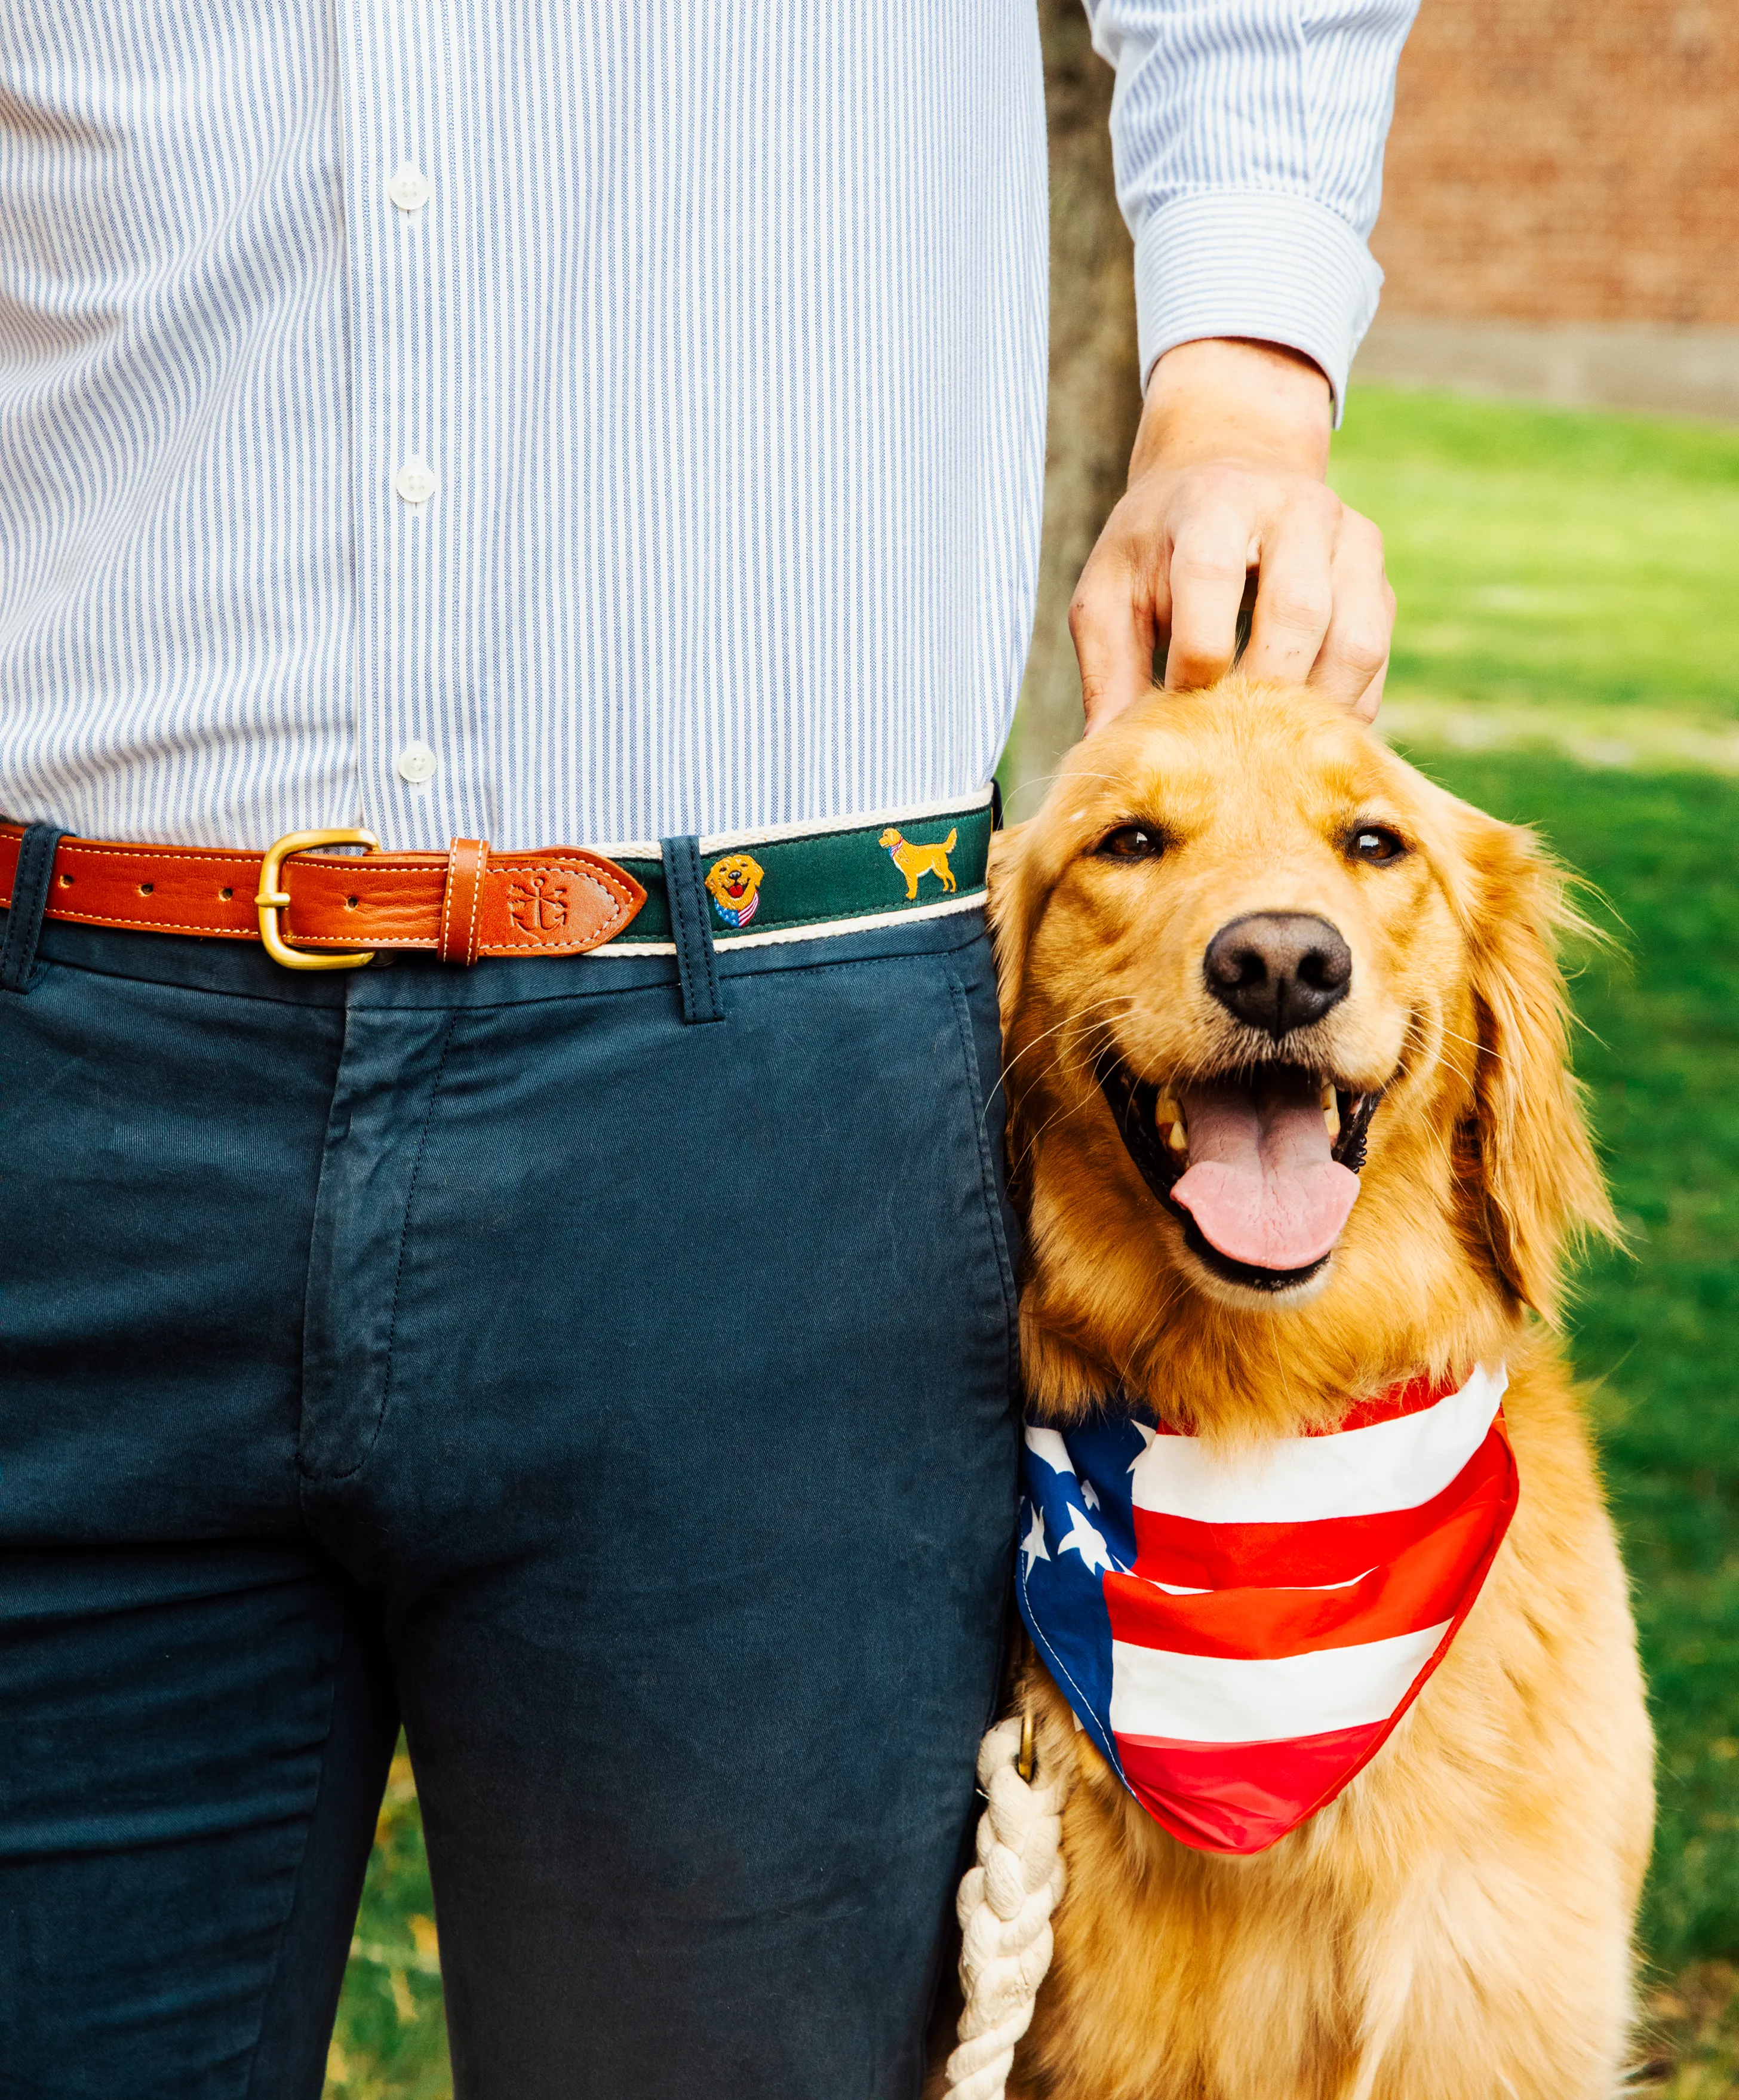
1068, 338, 1394, 733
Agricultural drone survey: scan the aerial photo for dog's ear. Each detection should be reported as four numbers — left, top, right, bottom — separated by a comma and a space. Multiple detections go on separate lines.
1451, 807, 1618, 1323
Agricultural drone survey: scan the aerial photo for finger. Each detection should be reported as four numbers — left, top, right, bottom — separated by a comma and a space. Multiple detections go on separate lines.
1239, 488, 1336, 685
1350, 656, 1388, 723
1162, 496, 1256, 691
1310, 512, 1394, 714
1069, 540, 1162, 734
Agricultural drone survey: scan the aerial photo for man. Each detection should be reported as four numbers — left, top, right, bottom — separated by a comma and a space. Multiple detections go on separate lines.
0, 2, 1412, 2093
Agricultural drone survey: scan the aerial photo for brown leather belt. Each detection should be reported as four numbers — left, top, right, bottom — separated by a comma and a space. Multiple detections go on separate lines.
0, 823, 646, 970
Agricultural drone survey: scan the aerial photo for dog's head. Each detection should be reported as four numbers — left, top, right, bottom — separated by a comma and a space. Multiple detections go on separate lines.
993, 679, 1614, 1421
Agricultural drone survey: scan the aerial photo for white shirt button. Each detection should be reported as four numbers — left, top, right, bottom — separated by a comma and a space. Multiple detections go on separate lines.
396, 741, 439, 785
387, 162, 431, 213
394, 456, 437, 505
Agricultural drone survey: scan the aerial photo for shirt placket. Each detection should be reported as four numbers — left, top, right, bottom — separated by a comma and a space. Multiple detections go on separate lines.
340, 0, 468, 851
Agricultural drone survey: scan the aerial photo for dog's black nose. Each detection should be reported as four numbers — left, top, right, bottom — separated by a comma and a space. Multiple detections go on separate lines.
1203, 913, 1352, 1037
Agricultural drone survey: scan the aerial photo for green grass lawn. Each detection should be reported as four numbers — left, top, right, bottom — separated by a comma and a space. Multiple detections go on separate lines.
1331, 388, 1739, 736
327, 390, 1739, 2094
326, 1754, 449, 2100
1406, 754, 1739, 2091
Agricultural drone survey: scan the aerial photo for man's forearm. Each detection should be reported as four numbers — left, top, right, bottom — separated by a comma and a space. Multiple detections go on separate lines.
1065, 0, 1415, 734
1135, 339, 1331, 482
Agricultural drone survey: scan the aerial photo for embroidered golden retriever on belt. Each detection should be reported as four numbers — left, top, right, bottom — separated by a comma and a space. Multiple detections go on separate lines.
880, 826, 957, 900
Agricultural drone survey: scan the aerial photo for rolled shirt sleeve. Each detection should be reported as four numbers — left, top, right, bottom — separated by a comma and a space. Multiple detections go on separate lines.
1082, 0, 1420, 416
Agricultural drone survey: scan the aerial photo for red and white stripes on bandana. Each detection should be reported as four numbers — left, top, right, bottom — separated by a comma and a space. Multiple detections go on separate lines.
1017, 1364, 1516, 1854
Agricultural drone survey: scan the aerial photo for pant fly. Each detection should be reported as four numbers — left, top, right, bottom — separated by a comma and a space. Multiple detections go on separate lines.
298, 1003, 463, 1487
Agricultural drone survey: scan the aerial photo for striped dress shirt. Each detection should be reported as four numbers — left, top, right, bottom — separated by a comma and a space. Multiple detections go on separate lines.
0, 1, 1417, 853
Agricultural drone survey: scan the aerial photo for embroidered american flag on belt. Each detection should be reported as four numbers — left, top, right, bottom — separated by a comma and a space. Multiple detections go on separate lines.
1017, 1364, 1516, 1855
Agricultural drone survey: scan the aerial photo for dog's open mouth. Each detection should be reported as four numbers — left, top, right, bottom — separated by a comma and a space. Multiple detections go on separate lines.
1099, 1059, 1382, 1294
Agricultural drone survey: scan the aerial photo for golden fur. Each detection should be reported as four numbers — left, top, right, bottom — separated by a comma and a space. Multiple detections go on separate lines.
964, 680, 1654, 2100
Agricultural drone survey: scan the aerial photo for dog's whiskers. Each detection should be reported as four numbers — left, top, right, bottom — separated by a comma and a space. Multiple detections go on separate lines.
996, 994, 1136, 1084
1434, 1020, 1497, 1063
1009, 1009, 1136, 1170
1398, 1012, 1475, 1095
1009, 1083, 1101, 1174
986, 995, 1136, 1143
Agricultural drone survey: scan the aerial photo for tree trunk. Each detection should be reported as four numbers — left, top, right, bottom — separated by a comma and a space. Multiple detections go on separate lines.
1006, 3, 1143, 814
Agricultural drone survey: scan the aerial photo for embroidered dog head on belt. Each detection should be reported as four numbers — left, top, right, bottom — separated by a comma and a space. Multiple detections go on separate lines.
705, 852, 764, 928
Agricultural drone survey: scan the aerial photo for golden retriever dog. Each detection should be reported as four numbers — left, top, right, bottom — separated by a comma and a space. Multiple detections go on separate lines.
964, 679, 1653, 2100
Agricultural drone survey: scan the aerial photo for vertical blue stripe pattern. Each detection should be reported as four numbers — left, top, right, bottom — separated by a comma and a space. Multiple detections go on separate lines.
0, 2, 1405, 851
1085, 0, 1420, 409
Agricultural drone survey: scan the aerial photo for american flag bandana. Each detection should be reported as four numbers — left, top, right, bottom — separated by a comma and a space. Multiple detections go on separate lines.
1017, 1364, 1516, 1854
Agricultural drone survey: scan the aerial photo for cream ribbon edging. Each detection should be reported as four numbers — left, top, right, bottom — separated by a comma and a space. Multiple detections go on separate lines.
944, 1717, 1070, 2100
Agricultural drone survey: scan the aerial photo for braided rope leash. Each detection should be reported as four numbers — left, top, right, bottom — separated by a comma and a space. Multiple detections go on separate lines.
943, 1713, 1070, 2100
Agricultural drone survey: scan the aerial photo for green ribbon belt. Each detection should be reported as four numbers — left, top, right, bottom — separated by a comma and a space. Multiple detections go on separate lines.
611, 797, 994, 945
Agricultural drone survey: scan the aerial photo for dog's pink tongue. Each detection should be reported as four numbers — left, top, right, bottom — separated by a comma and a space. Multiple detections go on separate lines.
1170, 1071, 1359, 1272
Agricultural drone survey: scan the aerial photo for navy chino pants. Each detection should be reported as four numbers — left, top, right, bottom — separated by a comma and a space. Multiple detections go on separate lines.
0, 860, 1019, 2099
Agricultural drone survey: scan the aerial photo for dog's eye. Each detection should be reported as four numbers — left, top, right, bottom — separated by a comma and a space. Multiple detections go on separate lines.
1097, 825, 1164, 861
1349, 826, 1407, 867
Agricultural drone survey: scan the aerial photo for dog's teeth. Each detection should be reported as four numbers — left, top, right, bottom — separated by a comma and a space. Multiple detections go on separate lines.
1154, 1092, 1188, 1154
1319, 1081, 1335, 1108
1323, 1101, 1340, 1140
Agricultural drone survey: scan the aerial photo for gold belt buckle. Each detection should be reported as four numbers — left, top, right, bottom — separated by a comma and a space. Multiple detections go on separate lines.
256, 828, 382, 970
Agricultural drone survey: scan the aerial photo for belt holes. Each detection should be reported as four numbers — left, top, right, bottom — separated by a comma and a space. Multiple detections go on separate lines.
220, 885, 233, 900
57, 872, 73, 888
346, 896, 358, 910
138, 881, 153, 896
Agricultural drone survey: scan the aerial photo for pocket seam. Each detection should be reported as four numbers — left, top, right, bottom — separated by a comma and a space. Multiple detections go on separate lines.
942, 964, 1020, 1406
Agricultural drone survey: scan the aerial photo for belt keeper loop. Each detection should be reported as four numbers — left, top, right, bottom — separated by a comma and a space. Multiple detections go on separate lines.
438, 837, 490, 966
661, 835, 725, 1025
1, 822, 67, 994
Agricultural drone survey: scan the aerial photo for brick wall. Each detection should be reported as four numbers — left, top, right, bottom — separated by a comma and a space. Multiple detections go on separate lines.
1372, 0, 1739, 324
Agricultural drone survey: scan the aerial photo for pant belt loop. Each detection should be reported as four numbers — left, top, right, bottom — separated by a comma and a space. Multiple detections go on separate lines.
1, 822, 67, 995
661, 835, 725, 1025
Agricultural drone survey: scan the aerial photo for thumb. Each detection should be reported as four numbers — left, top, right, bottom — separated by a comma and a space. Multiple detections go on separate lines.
1068, 551, 1160, 736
